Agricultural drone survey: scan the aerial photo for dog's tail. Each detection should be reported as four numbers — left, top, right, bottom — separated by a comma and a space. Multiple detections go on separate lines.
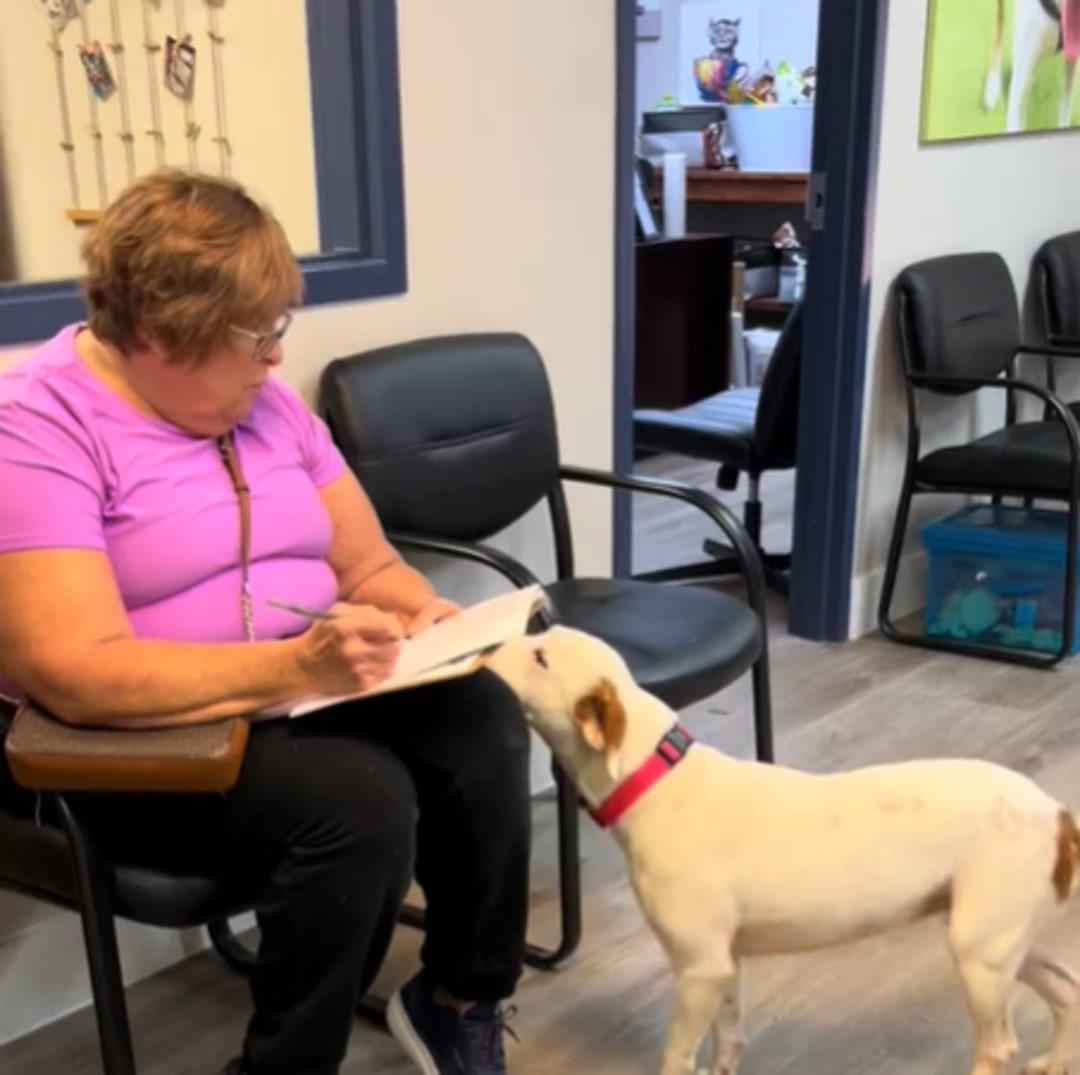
1052, 810, 1080, 903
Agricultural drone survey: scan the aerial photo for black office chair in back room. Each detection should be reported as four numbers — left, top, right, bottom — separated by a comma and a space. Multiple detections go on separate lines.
877, 251, 1080, 668
632, 300, 803, 596
319, 331, 775, 971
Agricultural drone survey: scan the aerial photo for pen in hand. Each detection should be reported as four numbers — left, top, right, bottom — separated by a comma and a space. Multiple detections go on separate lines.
266, 598, 336, 622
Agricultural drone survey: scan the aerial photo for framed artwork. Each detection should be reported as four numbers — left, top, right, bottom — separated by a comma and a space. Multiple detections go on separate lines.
920, 0, 1080, 143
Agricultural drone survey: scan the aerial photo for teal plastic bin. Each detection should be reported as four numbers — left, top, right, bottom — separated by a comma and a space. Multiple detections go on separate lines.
920, 504, 1079, 656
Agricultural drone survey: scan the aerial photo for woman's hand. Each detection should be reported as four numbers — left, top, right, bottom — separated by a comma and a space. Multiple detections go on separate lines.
293, 603, 404, 695
405, 597, 461, 636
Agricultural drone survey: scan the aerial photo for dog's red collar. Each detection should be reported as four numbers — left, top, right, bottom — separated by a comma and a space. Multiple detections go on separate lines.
589, 723, 694, 828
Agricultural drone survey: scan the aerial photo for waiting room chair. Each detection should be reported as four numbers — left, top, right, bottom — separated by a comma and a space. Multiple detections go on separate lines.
877, 251, 1080, 668
1033, 232, 1080, 417
0, 703, 262, 1075
1035, 230, 1080, 352
319, 332, 776, 971
632, 300, 802, 596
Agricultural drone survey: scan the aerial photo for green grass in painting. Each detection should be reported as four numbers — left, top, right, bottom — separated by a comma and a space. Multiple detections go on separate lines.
921, 0, 1080, 142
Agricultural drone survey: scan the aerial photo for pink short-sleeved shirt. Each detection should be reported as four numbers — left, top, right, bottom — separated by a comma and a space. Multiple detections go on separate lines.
0, 325, 348, 699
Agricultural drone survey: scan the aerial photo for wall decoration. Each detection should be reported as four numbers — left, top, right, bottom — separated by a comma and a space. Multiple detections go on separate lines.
677, 1, 762, 106
164, 33, 195, 98
920, 0, 1080, 142
77, 40, 116, 100
36, 0, 80, 36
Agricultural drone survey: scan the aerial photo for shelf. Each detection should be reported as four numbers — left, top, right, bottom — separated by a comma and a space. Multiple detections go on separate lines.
66, 208, 102, 226
650, 169, 808, 206
746, 295, 794, 314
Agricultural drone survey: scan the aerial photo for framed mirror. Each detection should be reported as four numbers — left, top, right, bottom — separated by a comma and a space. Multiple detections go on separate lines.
0, 0, 406, 345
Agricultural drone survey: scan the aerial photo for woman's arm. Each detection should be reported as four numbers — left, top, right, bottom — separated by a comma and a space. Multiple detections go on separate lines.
0, 549, 315, 726
320, 471, 458, 628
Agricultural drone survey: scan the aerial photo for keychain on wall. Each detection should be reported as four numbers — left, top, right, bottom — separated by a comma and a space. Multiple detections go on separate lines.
35, 0, 83, 35
164, 33, 196, 99
78, 40, 117, 101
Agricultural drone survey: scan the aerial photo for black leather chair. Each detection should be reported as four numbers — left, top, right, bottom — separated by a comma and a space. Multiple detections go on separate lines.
319, 332, 775, 970
0, 703, 261, 1075
878, 252, 1080, 667
1034, 232, 1080, 416
1035, 231, 1080, 352
632, 301, 803, 596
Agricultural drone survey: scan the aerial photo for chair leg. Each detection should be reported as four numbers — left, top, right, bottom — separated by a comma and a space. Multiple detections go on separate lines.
877, 473, 915, 643
751, 650, 775, 764
523, 762, 583, 970
55, 798, 137, 1075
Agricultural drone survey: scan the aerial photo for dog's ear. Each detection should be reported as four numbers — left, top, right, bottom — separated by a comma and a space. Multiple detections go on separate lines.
573, 678, 626, 777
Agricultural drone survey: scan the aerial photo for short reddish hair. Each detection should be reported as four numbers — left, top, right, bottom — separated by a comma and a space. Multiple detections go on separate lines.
81, 169, 303, 358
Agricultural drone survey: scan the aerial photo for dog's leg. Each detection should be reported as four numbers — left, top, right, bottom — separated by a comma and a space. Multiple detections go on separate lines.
1061, 58, 1078, 128
1019, 948, 1080, 1075
948, 882, 1031, 1075
706, 963, 745, 1075
984, 0, 1006, 110
660, 968, 732, 1075
1006, 1, 1058, 131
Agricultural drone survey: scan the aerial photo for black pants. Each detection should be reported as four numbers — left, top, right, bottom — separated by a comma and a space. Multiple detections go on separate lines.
2, 671, 532, 1075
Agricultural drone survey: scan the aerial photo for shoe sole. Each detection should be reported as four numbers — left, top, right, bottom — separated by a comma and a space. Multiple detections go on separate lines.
386, 989, 442, 1075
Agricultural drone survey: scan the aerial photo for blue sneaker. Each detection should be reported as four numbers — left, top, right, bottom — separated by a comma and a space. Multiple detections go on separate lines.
387, 972, 516, 1074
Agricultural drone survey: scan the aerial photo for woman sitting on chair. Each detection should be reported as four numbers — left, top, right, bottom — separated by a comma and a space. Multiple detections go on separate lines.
0, 170, 529, 1075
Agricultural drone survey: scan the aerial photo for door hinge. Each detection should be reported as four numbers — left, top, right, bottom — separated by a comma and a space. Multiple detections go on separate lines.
806, 172, 826, 232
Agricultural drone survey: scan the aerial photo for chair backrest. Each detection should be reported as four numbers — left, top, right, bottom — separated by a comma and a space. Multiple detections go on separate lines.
894, 252, 1020, 391
318, 333, 561, 543
753, 299, 803, 464
1034, 231, 1080, 346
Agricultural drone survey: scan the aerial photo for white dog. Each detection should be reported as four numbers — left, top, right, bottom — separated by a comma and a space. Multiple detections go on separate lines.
486, 626, 1080, 1075
984, 0, 1079, 132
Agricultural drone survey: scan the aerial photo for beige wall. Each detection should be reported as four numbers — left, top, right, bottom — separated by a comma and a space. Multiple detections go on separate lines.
847, 0, 1080, 636
0, 0, 318, 282
0, 0, 615, 1043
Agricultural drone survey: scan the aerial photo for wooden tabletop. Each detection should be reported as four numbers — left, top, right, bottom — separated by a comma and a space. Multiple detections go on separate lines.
650, 168, 808, 206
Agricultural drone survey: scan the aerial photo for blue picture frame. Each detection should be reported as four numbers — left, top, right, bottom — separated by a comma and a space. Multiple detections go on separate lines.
0, 0, 407, 347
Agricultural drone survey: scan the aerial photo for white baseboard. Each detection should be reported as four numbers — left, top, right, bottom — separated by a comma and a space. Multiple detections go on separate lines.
0, 900, 256, 1046
848, 549, 927, 639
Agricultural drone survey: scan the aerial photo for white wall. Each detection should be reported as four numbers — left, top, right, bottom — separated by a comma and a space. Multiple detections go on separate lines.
0, 0, 615, 1044
0, 0, 319, 282
848, 0, 1080, 637
636, 0, 818, 118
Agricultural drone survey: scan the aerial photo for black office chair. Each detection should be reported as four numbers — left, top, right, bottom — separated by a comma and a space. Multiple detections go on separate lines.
878, 251, 1080, 668
319, 332, 775, 971
632, 301, 803, 596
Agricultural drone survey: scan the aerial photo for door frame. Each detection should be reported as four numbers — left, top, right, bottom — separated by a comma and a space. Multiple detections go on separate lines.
611, 0, 890, 643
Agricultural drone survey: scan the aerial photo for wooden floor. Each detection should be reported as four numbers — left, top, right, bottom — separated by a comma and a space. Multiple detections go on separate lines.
7, 458, 1080, 1074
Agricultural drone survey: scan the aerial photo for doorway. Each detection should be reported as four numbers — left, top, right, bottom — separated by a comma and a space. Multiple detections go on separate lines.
611, 0, 889, 643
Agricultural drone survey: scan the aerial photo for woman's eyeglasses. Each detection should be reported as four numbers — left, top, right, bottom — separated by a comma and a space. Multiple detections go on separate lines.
229, 311, 293, 362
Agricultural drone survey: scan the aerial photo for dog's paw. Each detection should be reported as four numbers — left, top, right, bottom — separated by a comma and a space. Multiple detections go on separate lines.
1023, 1054, 1069, 1075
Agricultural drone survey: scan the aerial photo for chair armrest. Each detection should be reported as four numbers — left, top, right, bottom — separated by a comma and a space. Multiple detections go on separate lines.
387, 532, 554, 628
388, 531, 541, 590
1022, 343, 1080, 360
557, 465, 769, 624
908, 372, 1080, 463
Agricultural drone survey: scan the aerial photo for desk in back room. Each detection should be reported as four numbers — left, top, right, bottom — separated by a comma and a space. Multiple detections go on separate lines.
634, 233, 733, 410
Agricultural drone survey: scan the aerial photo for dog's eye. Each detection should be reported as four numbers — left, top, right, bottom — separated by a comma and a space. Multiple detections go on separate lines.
534, 648, 548, 669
